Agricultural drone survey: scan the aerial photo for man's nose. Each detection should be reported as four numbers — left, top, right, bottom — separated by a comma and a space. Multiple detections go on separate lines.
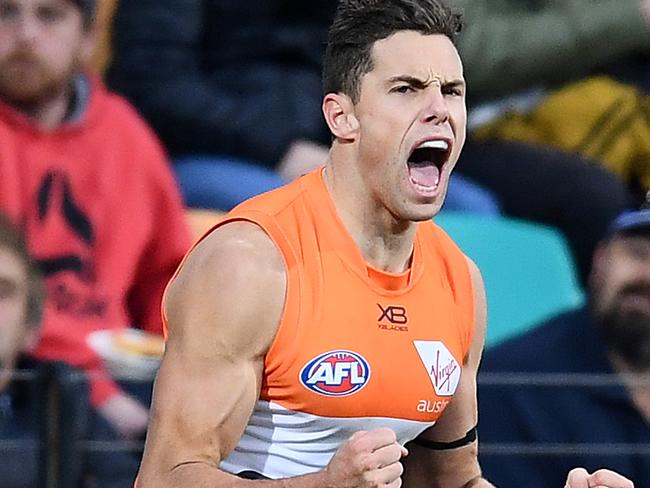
15, 16, 40, 44
421, 90, 450, 125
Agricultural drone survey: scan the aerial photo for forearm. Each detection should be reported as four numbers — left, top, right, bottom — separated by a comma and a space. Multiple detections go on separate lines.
403, 441, 490, 488
139, 462, 331, 488
404, 472, 495, 488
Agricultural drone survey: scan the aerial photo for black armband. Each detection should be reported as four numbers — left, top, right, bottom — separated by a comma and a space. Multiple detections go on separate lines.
237, 471, 270, 480
411, 425, 477, 450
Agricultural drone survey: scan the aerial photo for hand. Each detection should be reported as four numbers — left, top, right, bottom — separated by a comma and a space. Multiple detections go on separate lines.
98, 391, 149, 439
564, 467, 634, 488
323, 428, 408, 487
277, 140, 330, 182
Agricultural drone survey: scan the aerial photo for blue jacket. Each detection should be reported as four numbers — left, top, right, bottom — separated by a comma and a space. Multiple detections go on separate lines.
478, 307, 650, 487
0, 358, 42, 488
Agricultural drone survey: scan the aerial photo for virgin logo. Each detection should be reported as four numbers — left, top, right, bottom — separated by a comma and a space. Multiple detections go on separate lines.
414, 341, 461, 397
431, 351, 459, 394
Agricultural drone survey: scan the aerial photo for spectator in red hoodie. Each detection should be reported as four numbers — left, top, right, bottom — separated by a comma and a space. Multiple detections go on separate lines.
0, 0, 192, 485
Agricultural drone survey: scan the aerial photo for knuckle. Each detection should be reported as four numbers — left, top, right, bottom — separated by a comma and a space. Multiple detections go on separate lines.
361, 471, 379, 487
390, 444, 404, 459
381, 427, 397, 442
590, 470, 609, 484
590, 469, 632, 487
347, 439, 367, 457
354, 453, 376, 473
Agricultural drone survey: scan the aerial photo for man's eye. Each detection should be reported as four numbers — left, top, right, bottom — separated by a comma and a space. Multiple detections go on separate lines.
0, 4, 19, 21
443, 87, 463, 97
38, 6, 65, 23
392, 85, 414, 94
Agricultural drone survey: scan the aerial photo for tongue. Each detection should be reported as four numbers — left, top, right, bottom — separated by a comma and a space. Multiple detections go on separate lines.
408, 163, 440, 188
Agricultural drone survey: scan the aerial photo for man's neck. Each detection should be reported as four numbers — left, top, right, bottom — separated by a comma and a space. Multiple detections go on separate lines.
324, 152, 417, 273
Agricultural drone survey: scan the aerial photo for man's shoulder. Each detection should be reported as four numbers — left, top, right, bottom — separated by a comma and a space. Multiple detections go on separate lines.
185, 221, 285, 286
91, 80, 163, 143
227, 171, 317, 236
84, 79, 169, 168
165, 221, 286, 342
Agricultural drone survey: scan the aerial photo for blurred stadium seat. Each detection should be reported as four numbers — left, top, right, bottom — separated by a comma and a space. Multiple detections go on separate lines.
436, 212, 585, 347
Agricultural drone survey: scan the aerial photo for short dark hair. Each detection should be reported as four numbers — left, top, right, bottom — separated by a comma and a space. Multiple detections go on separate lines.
323, 0, 463, 103
0, 214, 45, 328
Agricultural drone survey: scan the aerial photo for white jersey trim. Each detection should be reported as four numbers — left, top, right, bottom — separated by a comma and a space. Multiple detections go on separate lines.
220, 400, 434, 479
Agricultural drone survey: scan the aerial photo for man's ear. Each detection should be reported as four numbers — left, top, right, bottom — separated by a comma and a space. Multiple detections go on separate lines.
322, 93, 360, 141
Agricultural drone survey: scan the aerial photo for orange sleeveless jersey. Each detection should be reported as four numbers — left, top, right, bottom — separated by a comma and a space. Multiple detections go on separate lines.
166, 169, 475, 479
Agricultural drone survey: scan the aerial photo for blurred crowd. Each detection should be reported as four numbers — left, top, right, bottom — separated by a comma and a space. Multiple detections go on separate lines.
0, 0, 649, 486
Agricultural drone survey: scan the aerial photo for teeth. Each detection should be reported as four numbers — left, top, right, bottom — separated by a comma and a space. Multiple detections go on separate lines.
417, 140, 449, 151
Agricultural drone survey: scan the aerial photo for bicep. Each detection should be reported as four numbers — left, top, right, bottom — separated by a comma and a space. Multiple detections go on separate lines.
142, 339, 263, 474
138, 223, 286, 484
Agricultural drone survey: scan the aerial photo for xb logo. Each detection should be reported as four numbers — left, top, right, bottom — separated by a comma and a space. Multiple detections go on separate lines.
377, 304, 408, 325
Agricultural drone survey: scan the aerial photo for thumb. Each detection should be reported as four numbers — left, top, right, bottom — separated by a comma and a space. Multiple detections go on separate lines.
565, 468, 590, 488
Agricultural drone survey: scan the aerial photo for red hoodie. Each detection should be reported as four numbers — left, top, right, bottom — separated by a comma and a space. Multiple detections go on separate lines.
0, 77, 192, 406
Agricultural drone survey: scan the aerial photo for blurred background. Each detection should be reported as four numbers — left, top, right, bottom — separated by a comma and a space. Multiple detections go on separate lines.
1, 0, 649, 486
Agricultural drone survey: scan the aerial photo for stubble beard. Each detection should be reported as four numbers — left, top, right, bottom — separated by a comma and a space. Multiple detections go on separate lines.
0, 50, 75, 110
596, 285, 650, 371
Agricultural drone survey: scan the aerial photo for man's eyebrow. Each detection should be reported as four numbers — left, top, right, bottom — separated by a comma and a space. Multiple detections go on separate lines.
386, 75, 430, 89
442, 79, 466, 89
386, 75, 466, 90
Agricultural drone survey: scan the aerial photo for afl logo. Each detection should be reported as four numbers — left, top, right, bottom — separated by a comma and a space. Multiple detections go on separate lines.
300, 350, 371, 397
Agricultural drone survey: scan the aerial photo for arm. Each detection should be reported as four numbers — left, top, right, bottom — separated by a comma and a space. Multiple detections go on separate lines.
137, 222, 407, 487
107, 0, 329, 166
456, 0, 650, 100
402, 257, 494, 488
136, 221, 288, 486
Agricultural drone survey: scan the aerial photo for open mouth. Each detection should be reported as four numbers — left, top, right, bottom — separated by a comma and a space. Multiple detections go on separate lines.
407, 139, 451, 192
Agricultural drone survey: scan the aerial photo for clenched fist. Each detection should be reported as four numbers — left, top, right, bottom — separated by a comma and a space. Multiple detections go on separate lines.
323, 428, 408, 487
564, 468, 634, 488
